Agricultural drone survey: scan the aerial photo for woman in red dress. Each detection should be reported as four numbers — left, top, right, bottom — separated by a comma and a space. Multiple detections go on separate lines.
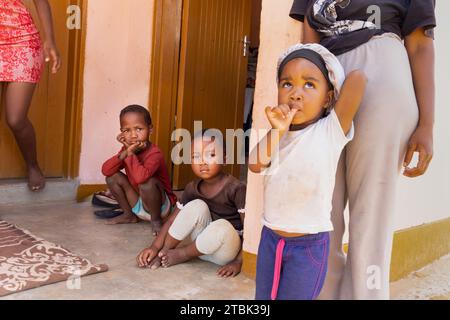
0, 0, 61, 191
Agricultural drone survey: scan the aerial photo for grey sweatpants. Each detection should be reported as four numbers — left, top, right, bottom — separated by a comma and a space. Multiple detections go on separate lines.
168, 199, 242, 266
318, 33, 419, 300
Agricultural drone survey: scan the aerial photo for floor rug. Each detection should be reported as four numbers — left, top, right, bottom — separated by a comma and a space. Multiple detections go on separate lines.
0, 220, 108, 297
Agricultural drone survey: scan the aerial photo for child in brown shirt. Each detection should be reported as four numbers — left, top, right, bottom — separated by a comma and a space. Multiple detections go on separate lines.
136, 130, 246, 278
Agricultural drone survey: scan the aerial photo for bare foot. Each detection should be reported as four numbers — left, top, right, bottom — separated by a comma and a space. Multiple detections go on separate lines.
160, 248, 191, 268
217, 260, 242, 278
105, 212, 139, 225
151, 219, 163, 236
148, 256, 162, 270
28, 166, 46, 192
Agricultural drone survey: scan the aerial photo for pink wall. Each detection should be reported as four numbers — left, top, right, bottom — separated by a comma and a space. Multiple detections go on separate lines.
79, 0, 155, 184
243, 0, 301, 254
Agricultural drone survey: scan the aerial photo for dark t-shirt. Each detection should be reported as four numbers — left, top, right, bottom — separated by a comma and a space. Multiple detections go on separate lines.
179, 174, 247, 231
290, 0, 436, 56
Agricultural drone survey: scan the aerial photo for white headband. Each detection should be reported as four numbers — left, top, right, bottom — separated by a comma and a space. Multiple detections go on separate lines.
277, 43, 346, 108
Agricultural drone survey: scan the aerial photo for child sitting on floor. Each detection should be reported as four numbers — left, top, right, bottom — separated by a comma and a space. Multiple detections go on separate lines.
136, 130, 246, 278
101, 105, 177, 236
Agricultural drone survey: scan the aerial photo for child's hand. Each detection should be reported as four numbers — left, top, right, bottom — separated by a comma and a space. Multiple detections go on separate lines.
216, 260, 242, 278
116, 134, 130, 160
265, 104, 298, 134
116, 133, 129, 147
127, 141, 147, 156
137, 245, 159, 268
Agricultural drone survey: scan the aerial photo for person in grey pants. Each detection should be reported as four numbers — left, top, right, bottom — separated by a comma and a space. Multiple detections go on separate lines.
290, 0, 436, 299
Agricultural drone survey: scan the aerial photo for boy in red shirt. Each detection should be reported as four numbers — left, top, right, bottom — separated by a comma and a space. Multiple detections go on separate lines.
101, 105, 176, 236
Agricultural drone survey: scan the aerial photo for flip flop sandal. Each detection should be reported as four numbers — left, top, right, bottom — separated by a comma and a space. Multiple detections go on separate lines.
99, 190, 115, 198
94, 208, 124, 219
92, 191, 119, 208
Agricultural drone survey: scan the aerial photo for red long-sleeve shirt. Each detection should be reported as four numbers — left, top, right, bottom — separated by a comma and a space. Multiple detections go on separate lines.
102, 144, 177, 206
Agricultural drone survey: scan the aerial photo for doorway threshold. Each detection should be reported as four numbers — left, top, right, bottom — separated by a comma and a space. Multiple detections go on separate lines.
0, 178, 79, 206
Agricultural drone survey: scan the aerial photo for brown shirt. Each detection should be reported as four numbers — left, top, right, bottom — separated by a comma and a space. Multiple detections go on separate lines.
179, 174, 246, 231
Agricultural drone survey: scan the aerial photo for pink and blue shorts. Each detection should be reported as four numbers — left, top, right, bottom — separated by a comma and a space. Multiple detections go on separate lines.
255, 226, 330, 300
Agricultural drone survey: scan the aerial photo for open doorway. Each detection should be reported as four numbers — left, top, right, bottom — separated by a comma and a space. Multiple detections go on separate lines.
241, 0, 262, 183
150, 0, 263, 190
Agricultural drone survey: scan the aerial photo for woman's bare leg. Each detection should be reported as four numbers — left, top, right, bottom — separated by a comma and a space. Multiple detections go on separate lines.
4, 82, 45, 191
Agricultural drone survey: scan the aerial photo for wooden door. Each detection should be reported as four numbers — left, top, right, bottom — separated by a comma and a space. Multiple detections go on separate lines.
172, 0, 251, 189
0, 0, 72, 179
150, 0, 183, 186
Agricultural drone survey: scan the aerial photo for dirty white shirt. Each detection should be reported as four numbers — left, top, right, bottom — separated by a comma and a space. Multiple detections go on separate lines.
262, 109, 354, 234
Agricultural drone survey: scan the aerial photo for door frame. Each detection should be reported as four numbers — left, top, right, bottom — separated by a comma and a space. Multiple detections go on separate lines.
63, 0, 87, 178
149, 0, 183, 186
149, 0, 250, 190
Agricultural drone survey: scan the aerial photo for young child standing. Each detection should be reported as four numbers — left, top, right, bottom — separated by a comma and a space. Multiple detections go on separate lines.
101, 105, 176, 236
137, 130, 246, 278
249, 43, 366, 300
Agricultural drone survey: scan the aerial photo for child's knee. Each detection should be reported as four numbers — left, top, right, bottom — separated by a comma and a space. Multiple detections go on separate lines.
197, 220, 241, 264
106, 172, 125, 186
139, 177, 161, 194
182, 199, 210, 218
168, 199, 211, 241
174, 199, 211, 227
198, 219, 240, 250
208, 219, 239, 240
209, 219, 233, 231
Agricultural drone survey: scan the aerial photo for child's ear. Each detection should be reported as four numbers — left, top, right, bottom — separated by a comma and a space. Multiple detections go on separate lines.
324, 90, 334, 109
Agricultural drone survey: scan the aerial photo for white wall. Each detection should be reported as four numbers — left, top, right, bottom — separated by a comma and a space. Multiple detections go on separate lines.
243, 0, 302, 253
244, 0, 450, 254
78, 0, 154, 184
394, 1, 450, 230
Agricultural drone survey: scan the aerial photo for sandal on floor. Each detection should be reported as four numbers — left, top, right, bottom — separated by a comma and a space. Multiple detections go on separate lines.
94, 208, 124, 219
92, 190, 119, 208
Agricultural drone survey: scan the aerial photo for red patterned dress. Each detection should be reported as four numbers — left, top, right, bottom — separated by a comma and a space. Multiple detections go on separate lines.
0, 0, 44, 83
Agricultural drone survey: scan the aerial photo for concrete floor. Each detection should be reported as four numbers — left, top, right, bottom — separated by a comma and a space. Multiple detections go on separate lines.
390, 254, 450, 300
1, 200, 448, 300
0, 200, 255, 300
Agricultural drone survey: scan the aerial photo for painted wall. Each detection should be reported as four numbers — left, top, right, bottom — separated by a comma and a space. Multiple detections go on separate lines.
394, 2, 450, 230
78, 0, 154, 184
243, 0, 302, 253
244, 0, 450, 254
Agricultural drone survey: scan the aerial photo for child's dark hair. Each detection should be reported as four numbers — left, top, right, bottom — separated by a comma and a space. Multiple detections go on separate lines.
120, 105, 152, 126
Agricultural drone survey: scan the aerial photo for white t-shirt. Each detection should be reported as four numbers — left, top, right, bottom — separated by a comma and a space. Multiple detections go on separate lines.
262, 109, 354, 234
